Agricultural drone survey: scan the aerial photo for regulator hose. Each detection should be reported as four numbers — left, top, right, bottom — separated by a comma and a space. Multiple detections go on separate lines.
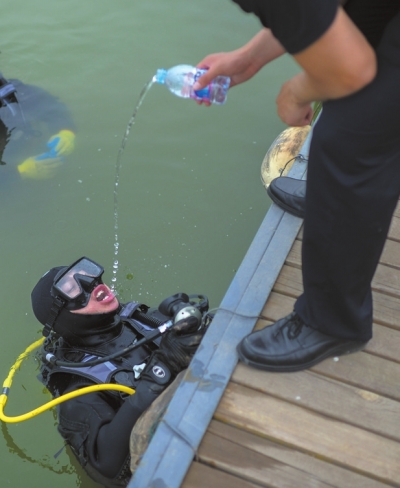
1, 314, 206, 423
0, 337, 135, 424
44, 315, 199, 368
44, 321, 172, 368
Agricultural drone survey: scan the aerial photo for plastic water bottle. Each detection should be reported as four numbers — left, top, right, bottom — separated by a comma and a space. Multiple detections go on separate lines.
153, 64, 230, 105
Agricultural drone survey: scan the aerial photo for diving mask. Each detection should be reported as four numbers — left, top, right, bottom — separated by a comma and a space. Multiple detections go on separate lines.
52, 257, 104, 310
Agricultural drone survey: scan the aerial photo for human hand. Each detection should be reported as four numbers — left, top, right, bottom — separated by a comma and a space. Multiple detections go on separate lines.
17, 155, 64, 180
47, 130, 75, 157
195, 51, 258, 89
193, 50, 259, 107
193, 29, 286, 106
276, 79, 314, 127
157, 316, 205, 373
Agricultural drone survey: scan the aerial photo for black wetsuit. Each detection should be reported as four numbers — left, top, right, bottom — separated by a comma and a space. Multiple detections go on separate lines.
232, 0, 400, 341
39, 303, 175, 488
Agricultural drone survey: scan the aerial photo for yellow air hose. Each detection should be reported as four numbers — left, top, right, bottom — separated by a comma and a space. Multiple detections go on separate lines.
0, 337, 135, 424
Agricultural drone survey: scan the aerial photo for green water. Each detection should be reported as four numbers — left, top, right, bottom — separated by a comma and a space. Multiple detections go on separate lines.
0, 1, 299, 486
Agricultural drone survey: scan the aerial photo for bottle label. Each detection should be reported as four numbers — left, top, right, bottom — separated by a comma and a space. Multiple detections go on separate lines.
192, 69, 211, 102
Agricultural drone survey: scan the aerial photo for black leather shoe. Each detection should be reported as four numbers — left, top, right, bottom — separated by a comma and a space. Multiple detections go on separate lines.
267, 177, 306, 218
237, 312, 368, 372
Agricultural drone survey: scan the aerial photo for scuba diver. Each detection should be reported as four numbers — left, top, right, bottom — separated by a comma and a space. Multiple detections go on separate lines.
31, 256, 210, 487
0, 73, 75, 181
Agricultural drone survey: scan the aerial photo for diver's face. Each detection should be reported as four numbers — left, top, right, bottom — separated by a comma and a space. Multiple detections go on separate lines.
71, 283, 119, 315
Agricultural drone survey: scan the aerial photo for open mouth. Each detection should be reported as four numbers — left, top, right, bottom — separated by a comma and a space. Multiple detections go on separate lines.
93, 284, 115, 303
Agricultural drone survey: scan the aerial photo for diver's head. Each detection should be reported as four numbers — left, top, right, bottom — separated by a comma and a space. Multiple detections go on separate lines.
31, 257, 120, 343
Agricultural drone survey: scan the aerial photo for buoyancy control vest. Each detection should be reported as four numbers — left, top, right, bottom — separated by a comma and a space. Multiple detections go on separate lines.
38, 301, 172, 396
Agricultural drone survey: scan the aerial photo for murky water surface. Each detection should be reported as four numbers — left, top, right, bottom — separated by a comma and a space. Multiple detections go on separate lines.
0, 1, 298, 486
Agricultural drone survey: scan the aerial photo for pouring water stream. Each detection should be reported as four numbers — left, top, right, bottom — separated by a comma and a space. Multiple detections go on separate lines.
111, 78, 154, 292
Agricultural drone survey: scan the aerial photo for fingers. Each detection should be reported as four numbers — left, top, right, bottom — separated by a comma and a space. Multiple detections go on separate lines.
193, 71, 212, 92
277, 103, 314, 126
195, 99, 211, 107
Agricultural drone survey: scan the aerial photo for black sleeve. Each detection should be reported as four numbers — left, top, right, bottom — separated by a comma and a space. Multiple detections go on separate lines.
231, 0, 339, 54
57, 390, 124, 478
344, 0, 400, 48
57, 359, 172, 480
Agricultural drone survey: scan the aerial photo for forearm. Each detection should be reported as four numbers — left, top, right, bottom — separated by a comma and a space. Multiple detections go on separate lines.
96, 356, 173, 477
292, 7, 377, 103
195, 28, 285, 90
282, 69, 359, 109
276, 7, 377, 126
238, 28, 286, 72
95, 394, 151, 475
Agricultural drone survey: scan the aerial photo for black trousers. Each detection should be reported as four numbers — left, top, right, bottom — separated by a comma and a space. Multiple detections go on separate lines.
295, 11, 400, 341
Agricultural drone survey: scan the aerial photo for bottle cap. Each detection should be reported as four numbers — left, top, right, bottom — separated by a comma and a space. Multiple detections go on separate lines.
153, 69, 167, 84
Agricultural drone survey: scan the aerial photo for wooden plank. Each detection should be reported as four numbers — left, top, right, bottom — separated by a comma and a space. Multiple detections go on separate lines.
231, 363, 400, 442
364, 323, 400, 363
257, 290, 295, 322
311, 351, 400, 402
273, 262, 303, 299
206, 420, 391, 488
273, 265, 400, 330
372, 291, 400, 329
285, 238, 302, 268
215, 383, 400, 485
285, 242, 400, 300
182, 461, 260, 488
193, 429, 336, 488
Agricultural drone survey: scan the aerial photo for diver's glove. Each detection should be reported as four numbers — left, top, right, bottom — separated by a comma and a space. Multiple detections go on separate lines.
155, 316, 206, 375
47, 130, 75, 157
17, 155, 63, 180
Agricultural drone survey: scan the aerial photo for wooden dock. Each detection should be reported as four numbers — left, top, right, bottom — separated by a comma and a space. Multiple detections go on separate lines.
128, 132, 400, 488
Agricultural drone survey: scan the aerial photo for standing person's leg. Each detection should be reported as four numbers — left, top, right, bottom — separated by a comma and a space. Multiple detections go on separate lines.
296, 71, 400, 342
296, 12, 400, 341
237, 12, 400, 371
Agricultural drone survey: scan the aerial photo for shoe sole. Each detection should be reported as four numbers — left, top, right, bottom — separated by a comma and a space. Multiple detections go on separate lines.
236, 340, 368, 373
266, 186, 305, 219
